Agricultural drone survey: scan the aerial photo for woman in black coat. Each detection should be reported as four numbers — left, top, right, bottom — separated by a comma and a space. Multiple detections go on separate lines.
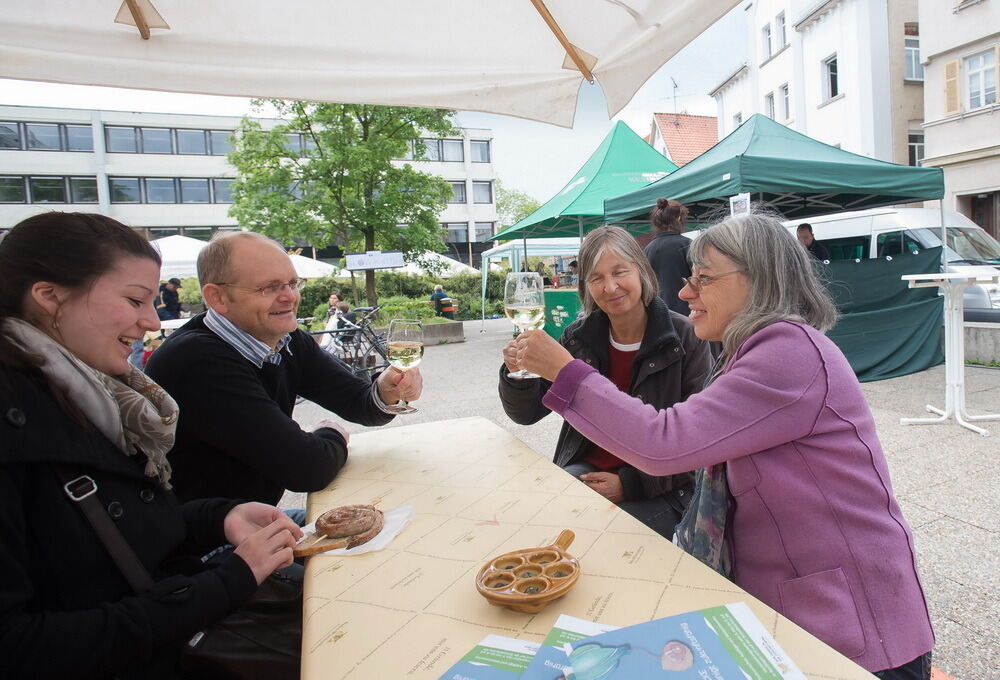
644, 198, 692, 316
499, 226, 711, 538
0, 213, 301, 679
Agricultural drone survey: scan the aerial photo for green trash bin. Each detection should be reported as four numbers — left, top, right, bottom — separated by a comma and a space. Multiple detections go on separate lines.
543, 289, 582, 340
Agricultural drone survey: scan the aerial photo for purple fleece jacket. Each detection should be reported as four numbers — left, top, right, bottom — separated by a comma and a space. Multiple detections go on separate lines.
542, 320, 933, 672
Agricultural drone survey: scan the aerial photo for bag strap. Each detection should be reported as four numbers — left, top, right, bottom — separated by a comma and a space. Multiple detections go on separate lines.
56, 467, 154, 594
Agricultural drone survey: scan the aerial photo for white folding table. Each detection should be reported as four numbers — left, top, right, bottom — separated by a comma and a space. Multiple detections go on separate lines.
900, 272, 1000, 436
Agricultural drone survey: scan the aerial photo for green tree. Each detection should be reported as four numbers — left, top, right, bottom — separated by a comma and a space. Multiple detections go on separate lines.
495, 180, 542, 230
228, 100, 456, 304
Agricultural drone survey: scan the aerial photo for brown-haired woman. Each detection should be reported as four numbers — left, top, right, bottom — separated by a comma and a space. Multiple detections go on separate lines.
0, 212, 301, 679
645, 197, 692, 316
499, 226, 711, 539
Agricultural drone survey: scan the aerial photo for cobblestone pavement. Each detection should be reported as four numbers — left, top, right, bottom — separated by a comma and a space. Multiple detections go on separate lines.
290, 318, 1000, 680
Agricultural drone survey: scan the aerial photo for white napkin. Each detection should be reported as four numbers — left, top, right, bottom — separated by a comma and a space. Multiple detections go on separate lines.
296, 504, 415, 556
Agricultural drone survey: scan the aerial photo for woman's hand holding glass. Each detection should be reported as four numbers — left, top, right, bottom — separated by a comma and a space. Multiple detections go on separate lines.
512, 329, 574, 382
503, 272, 547, 379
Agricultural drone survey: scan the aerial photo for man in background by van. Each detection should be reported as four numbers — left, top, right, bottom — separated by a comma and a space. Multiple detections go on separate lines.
797, 223, 830, 261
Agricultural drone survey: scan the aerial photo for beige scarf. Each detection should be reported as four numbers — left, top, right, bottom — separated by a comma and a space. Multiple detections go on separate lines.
4, 318, 177, 488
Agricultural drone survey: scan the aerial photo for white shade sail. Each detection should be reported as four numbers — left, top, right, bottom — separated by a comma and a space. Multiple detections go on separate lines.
398, 251, 478, 278
152, 235, 342, 280
0, 0, 737, 127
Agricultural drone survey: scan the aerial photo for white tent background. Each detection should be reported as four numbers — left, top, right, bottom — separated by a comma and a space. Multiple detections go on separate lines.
0, 0, 739, 128
396, 251, 478, 278
151, 235, 342, 280
479, 237, 581, 328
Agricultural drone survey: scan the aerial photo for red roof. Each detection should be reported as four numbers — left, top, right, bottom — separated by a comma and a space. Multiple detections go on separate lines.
652, 113, 718, 167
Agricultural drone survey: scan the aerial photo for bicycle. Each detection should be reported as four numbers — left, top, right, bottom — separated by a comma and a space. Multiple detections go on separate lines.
306, 306, 390, 381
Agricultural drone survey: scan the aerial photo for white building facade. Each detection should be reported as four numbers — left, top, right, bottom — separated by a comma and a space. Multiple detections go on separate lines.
0, 105, 498, 261
709, 0, 923, 167
918, 0, 1000, 238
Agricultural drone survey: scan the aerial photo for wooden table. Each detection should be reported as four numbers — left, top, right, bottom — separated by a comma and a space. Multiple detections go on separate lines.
301, 417, 875, 679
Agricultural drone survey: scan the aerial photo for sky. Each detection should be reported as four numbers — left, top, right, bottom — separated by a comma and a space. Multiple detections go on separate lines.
0, 6, 745, 205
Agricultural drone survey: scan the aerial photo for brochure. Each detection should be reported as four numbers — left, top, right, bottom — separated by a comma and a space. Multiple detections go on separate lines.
562, 602, 807, 680
438, 634, 539, 680
520, 614, 621, 680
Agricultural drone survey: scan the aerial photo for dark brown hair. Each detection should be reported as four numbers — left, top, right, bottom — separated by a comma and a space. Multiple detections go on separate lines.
650, 198, 688, 233
0, 212, 160, 376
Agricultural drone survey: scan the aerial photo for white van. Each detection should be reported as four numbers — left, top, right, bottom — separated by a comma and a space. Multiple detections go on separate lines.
784, 208, 1000, 321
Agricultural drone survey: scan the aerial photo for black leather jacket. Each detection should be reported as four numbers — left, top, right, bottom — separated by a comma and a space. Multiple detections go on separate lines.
499, 296, 711, 509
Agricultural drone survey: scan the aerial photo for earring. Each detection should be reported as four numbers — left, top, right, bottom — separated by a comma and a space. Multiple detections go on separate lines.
51, 318, 59, 330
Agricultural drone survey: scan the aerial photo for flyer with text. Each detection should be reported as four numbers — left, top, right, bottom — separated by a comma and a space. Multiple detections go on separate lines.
563, 602, 807, 680
438, 634, 539, 680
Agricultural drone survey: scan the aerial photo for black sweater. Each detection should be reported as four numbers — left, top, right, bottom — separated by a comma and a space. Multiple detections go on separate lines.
146, 314, 393, 505
644, 231, 692, 316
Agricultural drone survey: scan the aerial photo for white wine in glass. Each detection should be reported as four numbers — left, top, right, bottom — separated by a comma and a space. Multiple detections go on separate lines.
385, 319, 423, 413
503, 272, 546, 379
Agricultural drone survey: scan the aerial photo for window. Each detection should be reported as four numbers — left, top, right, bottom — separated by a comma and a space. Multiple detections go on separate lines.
761, 23, 772, 60
69, 177, 98, 203
210, 131, 234, 155
25, 124, 61, 150
444, 222, 468, 242
472, 181, 492, 204
184, 227, 214, 241
823, 54, 839, 99
764, 92, 776, 119
442, 139, 464, 162
776, 12, 786, 47
965, 49, 997, 110
212, 178, 235, 203
474, 222, 494, 242
29, 177, 67, 203
176, 129, 207, 154
109, 177, 141, 203
65, 125, 93, 151
106, 126, 138, 153
145, 178, 177, 203
823, 235, 871, 261
908, 132, 925, 166
0, 176, 25, 202
141, 128, 173, 154
448, 181, 467, 203
732, 112, 743, 128
149, 228, 180, 239
471, 140, 491, 162
780, 83, 790, 120
418, 139, 441, 161
282, 133, 303, 154
0, 122, 21, 149
180, 178, 210, 203
905, 37, 923, 81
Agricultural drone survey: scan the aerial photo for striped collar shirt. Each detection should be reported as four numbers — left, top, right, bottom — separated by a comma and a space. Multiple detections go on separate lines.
204, 308, 293, 368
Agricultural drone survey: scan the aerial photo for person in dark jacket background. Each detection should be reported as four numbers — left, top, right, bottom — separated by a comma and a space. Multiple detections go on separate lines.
499, 226, 711, 538
644, 198, 692, 316
155, 277, 182, 320
0, 212, 300, 679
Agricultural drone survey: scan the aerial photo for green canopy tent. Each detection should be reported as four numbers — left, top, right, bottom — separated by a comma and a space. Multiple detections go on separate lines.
603, 114, 944, 224
490, 120, 678, 241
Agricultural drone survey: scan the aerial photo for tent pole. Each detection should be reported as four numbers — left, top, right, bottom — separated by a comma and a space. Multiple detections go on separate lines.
578, 216, 584, 241
522, 236, 528, 272
940, 199, 946, 261
480, 253, 488, 333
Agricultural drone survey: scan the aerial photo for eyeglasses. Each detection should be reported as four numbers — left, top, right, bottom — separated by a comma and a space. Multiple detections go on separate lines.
217, 279, 306, 297
680, 269, 745, 292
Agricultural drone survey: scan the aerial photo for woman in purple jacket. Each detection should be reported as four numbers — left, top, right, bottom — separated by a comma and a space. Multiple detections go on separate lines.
509, 213, 933, 679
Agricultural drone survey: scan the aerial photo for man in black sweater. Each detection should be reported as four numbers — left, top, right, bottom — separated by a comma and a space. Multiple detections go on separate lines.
796, 223, 831, 261
147, 232, 422, 511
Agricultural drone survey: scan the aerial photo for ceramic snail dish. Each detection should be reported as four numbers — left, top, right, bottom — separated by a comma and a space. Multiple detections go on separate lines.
475, 529, 580, 613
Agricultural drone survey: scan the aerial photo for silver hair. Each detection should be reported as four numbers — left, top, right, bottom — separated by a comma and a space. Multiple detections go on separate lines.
577, 225, 658, 315
688, 212, 838, 357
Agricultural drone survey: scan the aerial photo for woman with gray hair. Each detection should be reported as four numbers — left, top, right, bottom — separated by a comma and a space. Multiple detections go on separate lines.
499, 226, 712, 539
508, 214, 933, 679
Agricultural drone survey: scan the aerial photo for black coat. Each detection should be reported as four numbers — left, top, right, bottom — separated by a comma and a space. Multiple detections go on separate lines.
499, 296, 711, 508
0, 368, 257, 680
644, 231, 692, 316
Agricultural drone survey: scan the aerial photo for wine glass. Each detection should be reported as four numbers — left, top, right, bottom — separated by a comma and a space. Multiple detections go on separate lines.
385, 319, 424, 413
503, 272, 546, 379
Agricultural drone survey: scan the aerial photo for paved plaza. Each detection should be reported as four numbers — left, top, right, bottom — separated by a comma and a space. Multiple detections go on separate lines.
291, 318, 1000, 680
